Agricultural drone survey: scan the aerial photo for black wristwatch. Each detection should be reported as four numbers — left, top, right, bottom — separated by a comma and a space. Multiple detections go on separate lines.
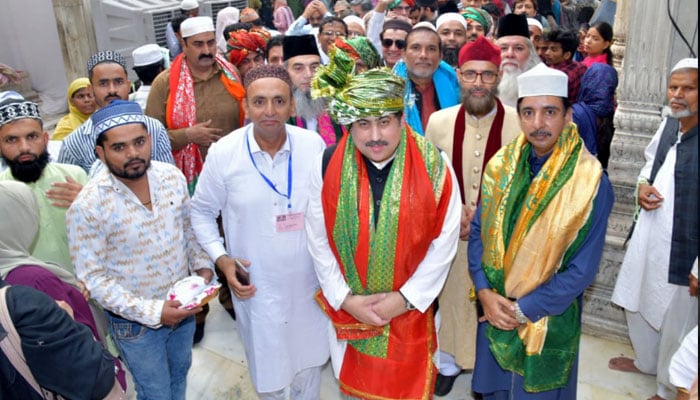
399, 290, 416, 311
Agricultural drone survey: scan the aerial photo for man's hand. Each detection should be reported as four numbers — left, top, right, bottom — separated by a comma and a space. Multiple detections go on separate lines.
45, 176, 83, 208
477, 289, 519, 330
460, 205, 474, 241
375, 0, 394, 12
372, 291, 408, 321
638, 183, 663, 211
689, 273, 698, 297
216, 255, 256, 299
195, 268, 214, 284
341, 293, 391, 326
160, 300, 201, 326
184, 120, 222, 147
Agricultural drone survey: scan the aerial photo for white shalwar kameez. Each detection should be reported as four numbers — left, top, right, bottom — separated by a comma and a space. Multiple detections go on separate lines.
191, 124, 330, 395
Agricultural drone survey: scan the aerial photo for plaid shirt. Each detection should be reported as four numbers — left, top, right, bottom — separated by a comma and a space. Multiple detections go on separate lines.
551, 59, 588, 104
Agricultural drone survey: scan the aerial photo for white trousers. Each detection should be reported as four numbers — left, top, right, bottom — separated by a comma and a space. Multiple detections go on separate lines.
257, 366, 322, 400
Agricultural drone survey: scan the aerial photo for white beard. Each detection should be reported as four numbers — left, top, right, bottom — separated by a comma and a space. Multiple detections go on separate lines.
293, 88, 326, 120
498, 69, 522, 108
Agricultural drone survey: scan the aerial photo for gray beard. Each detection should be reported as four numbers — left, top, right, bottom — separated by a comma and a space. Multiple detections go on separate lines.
498, 69, 522, 107
461, 88, 497, 116
293, 88, 326, 120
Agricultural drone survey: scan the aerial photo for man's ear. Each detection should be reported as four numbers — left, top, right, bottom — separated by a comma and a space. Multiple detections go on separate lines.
563, 51, 573, 61
95, 144, 106, 163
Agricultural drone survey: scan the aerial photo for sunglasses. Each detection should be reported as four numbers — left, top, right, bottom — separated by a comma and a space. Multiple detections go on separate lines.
381, 38, 406, 49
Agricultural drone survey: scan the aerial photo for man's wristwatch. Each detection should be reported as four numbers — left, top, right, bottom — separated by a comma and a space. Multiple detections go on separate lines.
514, 302, 529, 324
399, 291, 416, 311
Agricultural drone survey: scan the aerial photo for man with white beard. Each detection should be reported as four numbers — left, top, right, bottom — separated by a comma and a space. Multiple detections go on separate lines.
610, 58, 698, 400
283, 34, 344, 146
494, 13, 541, 107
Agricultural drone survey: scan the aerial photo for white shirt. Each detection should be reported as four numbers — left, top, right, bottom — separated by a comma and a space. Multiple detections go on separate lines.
190, 124, 330, 392
612, 118, 680, 329
304, 148, 461, 376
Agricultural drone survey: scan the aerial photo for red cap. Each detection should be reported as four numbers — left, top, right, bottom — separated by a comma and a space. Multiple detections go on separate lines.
458, 35, 501, 68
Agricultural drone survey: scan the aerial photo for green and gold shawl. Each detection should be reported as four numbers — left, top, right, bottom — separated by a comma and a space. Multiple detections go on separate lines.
479, 122, 602, 392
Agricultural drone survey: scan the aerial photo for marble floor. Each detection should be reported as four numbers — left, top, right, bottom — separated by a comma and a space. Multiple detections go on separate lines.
170, 301, 656, 400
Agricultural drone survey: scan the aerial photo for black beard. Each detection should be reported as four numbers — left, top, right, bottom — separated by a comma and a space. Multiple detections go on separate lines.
442, 47, 459, 68
3, 150, 50, 183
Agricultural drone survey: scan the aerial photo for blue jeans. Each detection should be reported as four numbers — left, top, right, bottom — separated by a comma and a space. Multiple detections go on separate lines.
106, 312, 194, 400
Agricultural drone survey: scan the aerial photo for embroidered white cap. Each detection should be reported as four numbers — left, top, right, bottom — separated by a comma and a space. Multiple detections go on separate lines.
518, 63, 568, 99
180, 0, 199, 11
181, 16, 215, 38
436, 13, 467, 30
132, 44, 164, 67
671, 58, 698, 73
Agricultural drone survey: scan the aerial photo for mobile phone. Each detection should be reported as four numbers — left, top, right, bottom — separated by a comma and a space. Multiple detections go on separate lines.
234, 259, 250, 286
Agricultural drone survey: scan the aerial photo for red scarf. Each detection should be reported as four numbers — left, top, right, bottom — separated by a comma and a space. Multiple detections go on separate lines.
452, 99, 504, 204
166, 53, 245, 195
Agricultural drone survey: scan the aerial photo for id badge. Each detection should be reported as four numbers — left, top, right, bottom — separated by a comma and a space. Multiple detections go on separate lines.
276, 212, 304, 232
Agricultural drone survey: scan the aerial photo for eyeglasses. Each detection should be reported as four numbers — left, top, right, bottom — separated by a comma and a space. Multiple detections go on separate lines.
381, 38, 406, 49
321, 30, 346, 38
459, 70, 498, 83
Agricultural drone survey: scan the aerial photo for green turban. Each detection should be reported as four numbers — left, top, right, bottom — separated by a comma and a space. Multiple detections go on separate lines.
462, 7, 492, 34
311, 46, 404, 125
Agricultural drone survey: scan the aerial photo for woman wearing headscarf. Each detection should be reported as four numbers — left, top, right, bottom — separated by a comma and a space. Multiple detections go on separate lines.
52, 77, 95, 140
0, 180, 128, 389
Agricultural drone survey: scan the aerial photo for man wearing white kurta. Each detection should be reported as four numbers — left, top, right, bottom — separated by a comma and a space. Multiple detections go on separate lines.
190, 65, 330, 399
610, 58, 698, 400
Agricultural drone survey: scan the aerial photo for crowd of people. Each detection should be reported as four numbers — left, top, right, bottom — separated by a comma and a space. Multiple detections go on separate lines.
0, 0, 697, 399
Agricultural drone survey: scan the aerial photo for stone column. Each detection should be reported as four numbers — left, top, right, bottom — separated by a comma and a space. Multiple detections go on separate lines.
583, 0, 697, 342
53, 0, 97, 82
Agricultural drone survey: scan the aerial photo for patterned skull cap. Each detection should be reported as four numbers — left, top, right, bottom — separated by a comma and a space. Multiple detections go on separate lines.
244, 64, 293, 89
91, 100, 145, 142
87, 50, 127, 74
0, 92, 41, 127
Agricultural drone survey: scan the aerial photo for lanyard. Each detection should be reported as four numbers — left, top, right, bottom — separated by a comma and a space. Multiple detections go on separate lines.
245, 130, 293, 209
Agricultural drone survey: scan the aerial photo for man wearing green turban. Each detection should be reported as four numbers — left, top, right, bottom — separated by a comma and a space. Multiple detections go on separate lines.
307, 56, 462, 398
462, 6, 492, 42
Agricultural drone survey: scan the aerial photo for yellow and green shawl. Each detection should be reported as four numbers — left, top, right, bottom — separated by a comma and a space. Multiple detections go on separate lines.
479, 122, 602, 392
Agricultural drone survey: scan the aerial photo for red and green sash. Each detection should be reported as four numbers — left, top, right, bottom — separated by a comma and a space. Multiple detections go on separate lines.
316, 125, 452, 399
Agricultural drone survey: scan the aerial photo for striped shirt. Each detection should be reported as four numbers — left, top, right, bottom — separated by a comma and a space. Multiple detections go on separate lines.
57, 116, 175, 174
66, 162, 212, 328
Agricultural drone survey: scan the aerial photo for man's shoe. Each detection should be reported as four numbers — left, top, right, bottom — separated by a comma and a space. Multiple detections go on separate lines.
193, 322, 205, 345
434, 373, 459, 396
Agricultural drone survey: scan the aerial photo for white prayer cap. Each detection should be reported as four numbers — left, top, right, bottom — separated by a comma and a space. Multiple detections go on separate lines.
343, 15, 365, 32
181, 16, 215, 38
671, 58, 698, 74
526, 17, 543, 33
132, 44, 164, 67
180, 0, 199, 10
518, 63, 568, 99
437, 13, 467, 30
413, 21, 437, 32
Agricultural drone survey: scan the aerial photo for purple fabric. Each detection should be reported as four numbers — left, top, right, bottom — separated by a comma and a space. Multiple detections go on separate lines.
572, 103, 598, 155
577, 63, 617, 118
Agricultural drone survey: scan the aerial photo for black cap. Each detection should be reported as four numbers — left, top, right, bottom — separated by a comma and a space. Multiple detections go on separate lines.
496, 13, 529, 39
283, 34, 320, 61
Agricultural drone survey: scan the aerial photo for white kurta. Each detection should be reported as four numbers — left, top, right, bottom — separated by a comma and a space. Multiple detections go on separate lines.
612, 119, 680, 330
191, 124, 330, 393
304, 149, 462, 377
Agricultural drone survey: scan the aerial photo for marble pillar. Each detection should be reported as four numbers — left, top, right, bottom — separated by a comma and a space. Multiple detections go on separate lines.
52, 0, 97, 83
583, 0, 698, 342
